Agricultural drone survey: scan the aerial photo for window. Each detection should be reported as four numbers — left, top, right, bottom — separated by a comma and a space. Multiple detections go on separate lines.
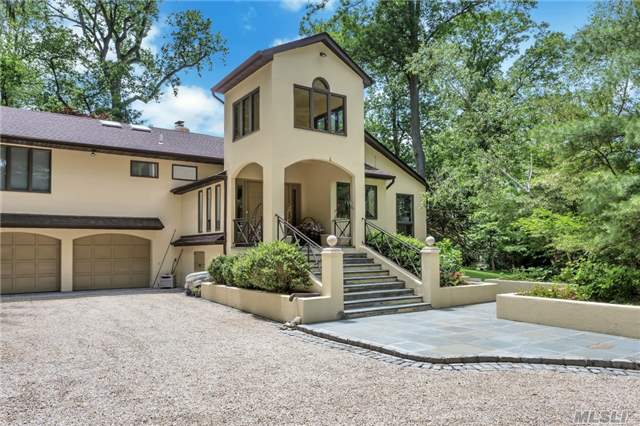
0, 145, 51, 192
396, 194, 414, 237
214, 184, 222, 231
172, 164, 197, 181
198, 190, 203, 233
233, 88, 259, 140
336, 182, 351, 219
365, 185, 378, 219
206, 187, 212, 232
131, 160, 158, 178
293, 78, 346, 135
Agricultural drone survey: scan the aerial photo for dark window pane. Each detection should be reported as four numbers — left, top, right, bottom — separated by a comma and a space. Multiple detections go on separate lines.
131, 161, 157, 178
0, 146, 6, 190
312, 91, 328, 130
206, 188, 212, 232
294, 87, 310, 129
8, 147, 28, 190
312, 78, 329, 90
330, 95, 345, 134
215, 185, 221, 231
252, 92, 259, 131
198, 190, 203, 233
31, 149, 50, 191
336, 182, 351, 218
242, 97, 251, 135
233, 102, 242, 139
365, 185, 377, 219
396, 194, 414, 236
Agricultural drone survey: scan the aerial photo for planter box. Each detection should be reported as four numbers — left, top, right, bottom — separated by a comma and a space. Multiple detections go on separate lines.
497, 293, 640, 339
201, 283, 298, 323
432, 282, 498, 308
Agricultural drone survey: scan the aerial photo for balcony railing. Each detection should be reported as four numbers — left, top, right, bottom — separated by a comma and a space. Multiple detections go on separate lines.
234, 218, 262, 247
276, 214, 322, 269
364, 219, 421, 278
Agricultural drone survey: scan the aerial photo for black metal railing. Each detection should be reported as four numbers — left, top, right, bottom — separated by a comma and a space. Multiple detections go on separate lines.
333, 218, 351, 240
276, 214, 322, 269
234, 218, 262, 247
364, 219, 421, 278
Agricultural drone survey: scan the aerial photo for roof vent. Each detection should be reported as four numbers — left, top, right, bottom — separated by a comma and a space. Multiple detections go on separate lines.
174, 120, 189, 133
131, 124, 151, 132
99, 120, 122, 128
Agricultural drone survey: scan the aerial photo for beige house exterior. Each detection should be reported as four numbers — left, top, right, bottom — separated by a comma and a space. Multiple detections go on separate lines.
0, 33, 426, 295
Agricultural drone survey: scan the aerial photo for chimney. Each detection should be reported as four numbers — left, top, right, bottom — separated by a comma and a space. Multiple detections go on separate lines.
174, 120, 189, 132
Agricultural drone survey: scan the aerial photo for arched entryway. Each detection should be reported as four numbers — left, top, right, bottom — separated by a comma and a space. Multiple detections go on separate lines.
1, 232, 60, 294
233, 162, 263, 246
73, 234, 150, 290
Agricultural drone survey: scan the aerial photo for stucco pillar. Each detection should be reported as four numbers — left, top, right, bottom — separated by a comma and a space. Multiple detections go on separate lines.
60, 237, 73, 292
351, 172, 365, 246
321, 236, 344, 315
262, 165, 285, 242
420, 236, 440, 306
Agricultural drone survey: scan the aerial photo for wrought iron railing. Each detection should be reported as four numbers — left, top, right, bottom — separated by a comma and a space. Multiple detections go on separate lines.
364, 219, 421, 278
276, 214, 322, 269
234, 218, 262, 247
333, 218, 351, 240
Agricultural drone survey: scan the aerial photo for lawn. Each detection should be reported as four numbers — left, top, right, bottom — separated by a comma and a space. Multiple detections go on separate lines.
462, 268, 519, 281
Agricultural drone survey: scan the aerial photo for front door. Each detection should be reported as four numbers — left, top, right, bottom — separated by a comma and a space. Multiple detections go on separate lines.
285, 183, 301, 225
336, 182, 351, 219
194, 251, 205, 271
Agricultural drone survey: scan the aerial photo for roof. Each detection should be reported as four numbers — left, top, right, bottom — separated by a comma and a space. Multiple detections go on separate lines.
365, 163, 395, 180
212, 33, 373, 94
0, 213, 164, 230
0, 107, 224, 164
172, 233, 225, 246
171, 170, 227, 195
364, 131, 426, 187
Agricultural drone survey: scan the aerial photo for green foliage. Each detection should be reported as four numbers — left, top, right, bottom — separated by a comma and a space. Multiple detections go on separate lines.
558, 259, 640, 304
522, 284, 579, 300
436, 238, 465, 286
211, 242, 312, 294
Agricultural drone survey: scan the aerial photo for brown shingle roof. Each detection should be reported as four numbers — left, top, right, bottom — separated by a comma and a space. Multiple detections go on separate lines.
0, 107, 223, 164
365, 163, 395, 180
212, 33, 373, 94
171, 170, 226, 194
0, 213, 164, 230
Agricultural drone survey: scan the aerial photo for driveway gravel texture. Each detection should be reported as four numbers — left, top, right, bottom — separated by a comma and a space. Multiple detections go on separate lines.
1, 292, 638, 425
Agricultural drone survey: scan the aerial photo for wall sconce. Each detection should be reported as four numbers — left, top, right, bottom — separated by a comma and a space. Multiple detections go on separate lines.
319, 51, 327, 57
90, 151, 96, 158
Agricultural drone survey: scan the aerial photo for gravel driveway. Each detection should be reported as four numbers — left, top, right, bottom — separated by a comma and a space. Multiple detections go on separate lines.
1, 291, 638, 425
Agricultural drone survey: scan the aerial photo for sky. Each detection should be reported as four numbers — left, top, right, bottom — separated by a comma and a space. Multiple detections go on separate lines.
133, 0, 597, 136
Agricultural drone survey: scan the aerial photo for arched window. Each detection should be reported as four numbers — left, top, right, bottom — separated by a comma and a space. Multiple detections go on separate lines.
294, 77, 346, 135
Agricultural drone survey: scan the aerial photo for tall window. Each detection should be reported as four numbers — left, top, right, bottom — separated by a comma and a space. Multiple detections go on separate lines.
131, 160, 158, 178
214, 184, 222, 231
396, 194, 414, 237
336, 182, 351, 218
206, 187, 212, 232
233, 88, 259, 140
1, 145, 51, 192
365, 185, 377, 219
294, 78, 346, 135
198, 190, 203, 233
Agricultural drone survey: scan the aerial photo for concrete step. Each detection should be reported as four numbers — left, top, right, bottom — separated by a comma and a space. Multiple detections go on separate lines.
344, 281, 406, 292
343, 302, 432, 319
343, 252, 368, 259
344, 288, 414, 300
344, 295, 424, 309
344, 258, 375, 265
343, 269, 389, 278
344, 275, 398, 284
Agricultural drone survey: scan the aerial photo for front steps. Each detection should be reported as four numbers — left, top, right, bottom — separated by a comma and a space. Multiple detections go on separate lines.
306, 248, 430, 319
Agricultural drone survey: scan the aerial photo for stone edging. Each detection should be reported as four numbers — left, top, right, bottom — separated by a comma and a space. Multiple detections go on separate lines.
295, 325, 640, 371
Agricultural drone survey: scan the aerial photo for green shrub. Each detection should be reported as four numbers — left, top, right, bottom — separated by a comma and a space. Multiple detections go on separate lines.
208, 256, 232, 284
508, 266, 556, 282
522, 284, 579, 300
558, 259, 640, 304
436, 238, 465, 286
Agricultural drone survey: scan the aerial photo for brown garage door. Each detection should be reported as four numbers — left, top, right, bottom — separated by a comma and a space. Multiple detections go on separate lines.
1, 233, 60, 294
73, 234, 150, 290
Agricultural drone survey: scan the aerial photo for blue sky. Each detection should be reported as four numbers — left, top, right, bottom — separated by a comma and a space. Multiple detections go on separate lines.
135, 0, 597, 136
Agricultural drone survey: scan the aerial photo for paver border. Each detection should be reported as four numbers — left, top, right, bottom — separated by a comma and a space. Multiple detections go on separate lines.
295, 324, 640, 371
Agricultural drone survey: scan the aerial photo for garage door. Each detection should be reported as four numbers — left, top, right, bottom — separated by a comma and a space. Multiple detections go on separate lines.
73, 234, 150, 290
1, 233, 60, 294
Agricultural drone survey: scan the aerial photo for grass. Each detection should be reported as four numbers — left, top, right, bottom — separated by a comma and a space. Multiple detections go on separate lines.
461, 268, 518, 281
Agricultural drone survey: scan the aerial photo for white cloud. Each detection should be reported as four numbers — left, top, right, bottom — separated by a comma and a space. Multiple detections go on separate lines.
271, 36, 301, 47
141, 23, 163, 55
133, 85, 224, 136
242, 7, 256, 32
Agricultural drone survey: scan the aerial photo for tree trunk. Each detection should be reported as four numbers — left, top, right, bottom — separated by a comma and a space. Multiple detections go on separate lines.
109, 78, 124, 121
391, 101, 400, 157
408, 73, 425, 177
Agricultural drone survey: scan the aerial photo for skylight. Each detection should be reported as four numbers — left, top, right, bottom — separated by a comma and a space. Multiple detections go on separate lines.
99, 120, 122, 128
130, 124, 151, 132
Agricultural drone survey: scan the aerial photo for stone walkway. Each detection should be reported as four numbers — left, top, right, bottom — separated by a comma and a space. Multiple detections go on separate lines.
299, 302, 640, 368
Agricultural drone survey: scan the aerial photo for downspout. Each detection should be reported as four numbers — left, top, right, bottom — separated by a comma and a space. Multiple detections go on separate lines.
385, 177, 396, 190
223, 176, 228, 255
212, 92, 225, 105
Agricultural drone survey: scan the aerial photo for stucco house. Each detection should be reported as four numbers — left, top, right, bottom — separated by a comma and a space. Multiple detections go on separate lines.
0, 33, 427, 315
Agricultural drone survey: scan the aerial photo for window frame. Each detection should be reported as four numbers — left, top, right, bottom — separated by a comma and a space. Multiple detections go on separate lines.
293, 81, 347, 136
232, 88, 260, 141
365, 184, 378, 220
198, 190, 203, 233
396, 193, 414, 237
130, 160, 159, 179
206, 187, 212, 232
172, 164, 198, 181
214, 183, 222, 232
0, 145, 52, 193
